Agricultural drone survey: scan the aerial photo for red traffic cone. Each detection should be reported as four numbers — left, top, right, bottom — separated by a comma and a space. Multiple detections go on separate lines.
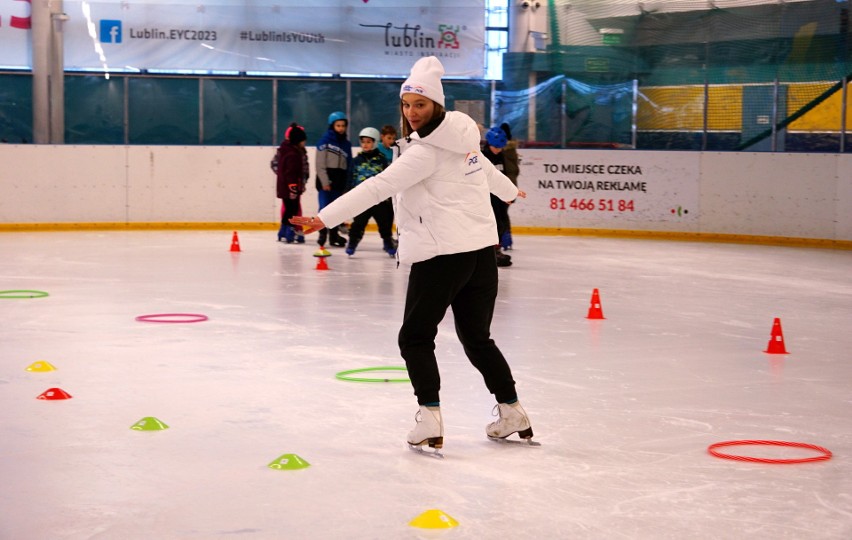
37, 387, 72, 400
764, 317, 789, 354
313, 245, 331, 270
586, 288, 605, 320
229, 231, 241, 252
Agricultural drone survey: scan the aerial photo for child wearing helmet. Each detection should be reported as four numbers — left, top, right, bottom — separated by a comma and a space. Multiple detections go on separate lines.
482, 126, 513, 267
345, 127, 396, 257
314, 111, 352, 247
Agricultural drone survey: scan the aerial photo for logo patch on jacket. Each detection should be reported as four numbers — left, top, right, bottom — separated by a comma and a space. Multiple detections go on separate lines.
464, 152, 483, 176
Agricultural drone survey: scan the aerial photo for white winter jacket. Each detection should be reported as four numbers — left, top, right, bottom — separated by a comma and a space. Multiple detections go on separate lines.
318, 111, 519, 265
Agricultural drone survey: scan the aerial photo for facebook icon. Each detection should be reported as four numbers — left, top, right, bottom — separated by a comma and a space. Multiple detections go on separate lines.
100, 20, 122, 43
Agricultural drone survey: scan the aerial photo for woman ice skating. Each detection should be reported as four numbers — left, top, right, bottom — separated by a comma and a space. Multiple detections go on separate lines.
290, 56, 534, 456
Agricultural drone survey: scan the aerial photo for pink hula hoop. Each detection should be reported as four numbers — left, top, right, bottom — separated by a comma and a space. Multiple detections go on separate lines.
135, 313, 209, 323
708, 440, 832, 464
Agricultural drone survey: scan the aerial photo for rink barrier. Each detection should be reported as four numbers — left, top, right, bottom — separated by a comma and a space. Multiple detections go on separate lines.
1, 223, 850, 250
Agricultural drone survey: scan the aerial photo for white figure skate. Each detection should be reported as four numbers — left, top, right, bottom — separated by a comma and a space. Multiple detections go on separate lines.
407, 405, 444, 458
486, 401, 540, 446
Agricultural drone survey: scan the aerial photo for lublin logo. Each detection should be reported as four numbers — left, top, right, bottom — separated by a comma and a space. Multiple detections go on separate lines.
437, 24, 460, 49
359, 22, 463, 50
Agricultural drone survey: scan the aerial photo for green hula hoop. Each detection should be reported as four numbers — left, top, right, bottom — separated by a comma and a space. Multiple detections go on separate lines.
0, 290, 49, 299
335, 366, 410, 383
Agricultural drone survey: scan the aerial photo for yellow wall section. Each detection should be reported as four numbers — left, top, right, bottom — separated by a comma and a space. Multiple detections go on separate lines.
638, 86, 742, 131
639, 83, 849, 132
788, 82, 850, 131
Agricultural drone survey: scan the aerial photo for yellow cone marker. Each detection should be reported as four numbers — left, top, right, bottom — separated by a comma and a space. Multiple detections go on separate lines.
130, 417, 169, 431
26, 361, 57, 372
268, 453, 310, 470
408, 509, 459, 529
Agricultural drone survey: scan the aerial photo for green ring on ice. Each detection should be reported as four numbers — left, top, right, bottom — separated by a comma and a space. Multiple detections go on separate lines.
335, 366, 410, 383
0, 290, 49, 299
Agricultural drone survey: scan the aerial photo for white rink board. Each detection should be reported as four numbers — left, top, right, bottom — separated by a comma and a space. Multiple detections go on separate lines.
514, 149, 700, 231
0, 145, 850, 242
837, 154, 852, 240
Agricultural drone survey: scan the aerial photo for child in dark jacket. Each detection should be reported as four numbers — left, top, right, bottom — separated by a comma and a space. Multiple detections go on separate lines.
314, 111, 352, 247
345, 127, 397, 257
276, 123, 308, 243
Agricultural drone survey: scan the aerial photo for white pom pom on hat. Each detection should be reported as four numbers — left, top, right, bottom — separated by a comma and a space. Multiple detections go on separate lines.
400, 56, 446, 107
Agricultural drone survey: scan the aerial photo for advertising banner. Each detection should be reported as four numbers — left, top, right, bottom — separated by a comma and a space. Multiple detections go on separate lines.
515, 150, 700, 230
0, 0, 32, 67
0, 0, 485, 76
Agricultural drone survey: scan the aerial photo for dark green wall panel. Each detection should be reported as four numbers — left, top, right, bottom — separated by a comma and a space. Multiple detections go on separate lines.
350, 81, 401, 137
203, 79, 272, 146
277, 80, 346, 145
0, 74, 33, 144
129, 78, 199, 145
65, 75, 125, 144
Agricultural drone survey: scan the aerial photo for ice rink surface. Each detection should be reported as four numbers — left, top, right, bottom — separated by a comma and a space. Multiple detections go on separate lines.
1, 230, 851, 539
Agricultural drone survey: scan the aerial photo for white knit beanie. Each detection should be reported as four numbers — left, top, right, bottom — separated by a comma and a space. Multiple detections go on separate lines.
400, 56, 445, 107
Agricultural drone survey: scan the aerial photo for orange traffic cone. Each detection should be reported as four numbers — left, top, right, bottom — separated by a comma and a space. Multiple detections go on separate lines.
764, 317, 789, 354
586, 288, 605, 319
229, 231, 241, 252
313, 245, 330, 270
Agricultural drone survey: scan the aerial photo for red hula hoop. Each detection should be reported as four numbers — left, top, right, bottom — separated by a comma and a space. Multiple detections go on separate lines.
135, 313, 209, 323
708, 440, 832, 464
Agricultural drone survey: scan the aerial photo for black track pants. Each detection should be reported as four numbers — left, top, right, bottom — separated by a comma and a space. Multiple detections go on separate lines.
398, 246, 517, 405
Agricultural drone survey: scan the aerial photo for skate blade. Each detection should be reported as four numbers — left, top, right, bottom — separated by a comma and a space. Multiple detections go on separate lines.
488, 436, 541, 447
408, 444, 445, 459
